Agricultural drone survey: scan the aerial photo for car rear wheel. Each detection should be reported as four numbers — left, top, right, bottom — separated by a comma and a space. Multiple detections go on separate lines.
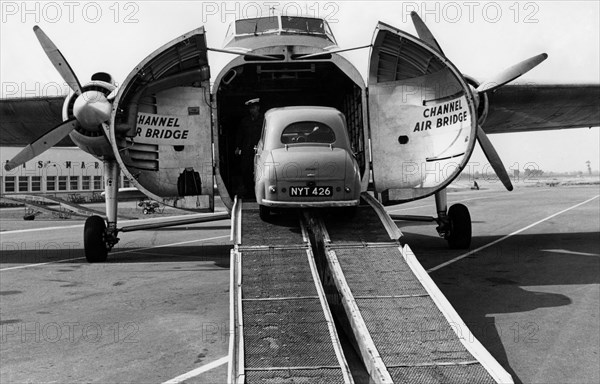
259, 205, 270, 221
341, 206, 358, 218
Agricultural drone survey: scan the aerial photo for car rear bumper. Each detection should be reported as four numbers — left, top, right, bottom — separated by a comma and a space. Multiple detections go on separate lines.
261, 199, 359, 208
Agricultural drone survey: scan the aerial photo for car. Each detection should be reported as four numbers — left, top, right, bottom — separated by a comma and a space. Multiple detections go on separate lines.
254, 106, 362, 220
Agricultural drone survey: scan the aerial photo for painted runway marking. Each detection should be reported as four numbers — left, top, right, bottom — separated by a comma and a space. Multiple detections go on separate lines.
0, 257, 86, 272
161, 356, 228, 384
541, 249, 600, 257
427, 194, 600, 273
0, 224, 84, 235
0, 235, 229, 272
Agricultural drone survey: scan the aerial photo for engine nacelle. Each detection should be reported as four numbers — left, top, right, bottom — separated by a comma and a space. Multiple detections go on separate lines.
464, 75, 489, 126
62, 79, 116, 159
91, 72, 116, 85
69, 128, 114, 159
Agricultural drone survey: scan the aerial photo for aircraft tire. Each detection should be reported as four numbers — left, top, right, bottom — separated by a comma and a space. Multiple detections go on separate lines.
84, 215, 108, 263
446, 203, 471, 249
259, 205, 270, 221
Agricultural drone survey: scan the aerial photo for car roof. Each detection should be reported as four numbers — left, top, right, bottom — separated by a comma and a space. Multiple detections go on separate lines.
263, 107, 349, 149
265, 106, 345, 123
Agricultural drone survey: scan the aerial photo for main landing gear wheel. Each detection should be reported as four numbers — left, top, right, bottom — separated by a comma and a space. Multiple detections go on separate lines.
259, 205, 270, 221
84, 215, 108, 263
445, 203, 472, 249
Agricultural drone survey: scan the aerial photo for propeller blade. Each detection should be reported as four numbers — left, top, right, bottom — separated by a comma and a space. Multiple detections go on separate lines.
410, 11, 444, 55
476, 53, 548, 94
106, 87, 119, 102
4, 119, 78, 171
33, 26, 83, 95
477, 125, 513, 191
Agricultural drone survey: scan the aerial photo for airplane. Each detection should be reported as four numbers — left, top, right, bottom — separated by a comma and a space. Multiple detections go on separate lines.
2, 10, 599, 263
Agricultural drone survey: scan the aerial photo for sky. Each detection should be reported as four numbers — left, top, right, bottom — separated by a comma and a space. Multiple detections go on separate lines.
1, 0, 598, 173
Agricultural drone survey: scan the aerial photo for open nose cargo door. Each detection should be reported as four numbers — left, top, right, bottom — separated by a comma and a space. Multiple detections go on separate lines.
110, 27, 214, 211
368, 22, 478, 203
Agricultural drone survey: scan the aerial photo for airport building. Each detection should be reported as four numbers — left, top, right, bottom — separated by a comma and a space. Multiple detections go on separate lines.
0, 147, 130, 200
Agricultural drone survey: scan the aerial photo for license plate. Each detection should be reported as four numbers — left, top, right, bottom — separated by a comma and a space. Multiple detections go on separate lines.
289, 186, 332, 197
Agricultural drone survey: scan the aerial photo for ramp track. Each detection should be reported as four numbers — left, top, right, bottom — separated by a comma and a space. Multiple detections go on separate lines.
229, 195, 513, 383
229, 200, 353, 383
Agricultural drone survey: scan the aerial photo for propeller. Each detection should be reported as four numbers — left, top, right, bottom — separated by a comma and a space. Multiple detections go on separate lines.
6, 26, 113, 171
34, 26, 83, 95
410, 12, 547, 191
476, 125, 513, 191
106, 88, 119, 102
410, 12, 444, 55
5, 119, 77, 171
476, 53, 548, 94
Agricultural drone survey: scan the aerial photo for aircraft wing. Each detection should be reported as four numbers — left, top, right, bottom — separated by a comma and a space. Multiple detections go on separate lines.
483, 84, 600, 134
0, 96, 74, 147
1, 85, 597, 146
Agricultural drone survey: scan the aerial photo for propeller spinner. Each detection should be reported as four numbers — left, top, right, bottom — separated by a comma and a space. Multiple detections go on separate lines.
72, 90, 112, 130
5, 26, 114, 172
410, 12, 547, 191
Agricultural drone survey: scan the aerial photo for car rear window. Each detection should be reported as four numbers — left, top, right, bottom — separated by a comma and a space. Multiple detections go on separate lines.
281, 121, 336, 144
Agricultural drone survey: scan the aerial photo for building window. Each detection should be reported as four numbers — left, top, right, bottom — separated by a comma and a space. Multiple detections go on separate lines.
93, 176, 103, 190
31, 176, 41, 192
122, 176, 131, 188
4, 176, 15, 193
58, 176, 67, 191
47, 176, 56, 191
82, 176, 91, 190
18, 176, 29, 192
69, 176, 79, 190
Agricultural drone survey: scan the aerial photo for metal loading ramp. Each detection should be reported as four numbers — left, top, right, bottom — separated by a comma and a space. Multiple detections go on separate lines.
313, 194, 513, 384
229, 200, 353, 383
229, 196, 513, 384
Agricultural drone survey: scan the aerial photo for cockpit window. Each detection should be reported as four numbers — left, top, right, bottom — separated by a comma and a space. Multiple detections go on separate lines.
225, 16, 337, 46
281, 17, 326, 34
235, 17, 279, 35
281, 121, 336, 144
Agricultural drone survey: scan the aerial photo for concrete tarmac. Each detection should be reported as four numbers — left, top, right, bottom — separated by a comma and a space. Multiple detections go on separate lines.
1, 184, 598, 383
0, 213, 232, 384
